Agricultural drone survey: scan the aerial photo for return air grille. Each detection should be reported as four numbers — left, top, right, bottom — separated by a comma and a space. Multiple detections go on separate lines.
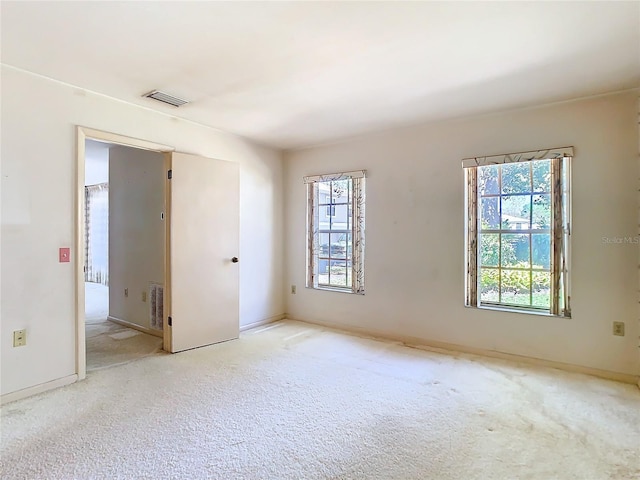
150, 283, 164, 330
143, 90, 189, 107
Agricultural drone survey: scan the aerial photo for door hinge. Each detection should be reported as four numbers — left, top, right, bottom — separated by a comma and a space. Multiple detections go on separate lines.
167, 169, 173, 180
168, 316, 172, 326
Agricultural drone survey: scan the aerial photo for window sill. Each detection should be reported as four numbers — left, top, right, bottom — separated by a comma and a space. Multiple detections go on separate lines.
466, 304, 570, 318
308, 285, 363, 295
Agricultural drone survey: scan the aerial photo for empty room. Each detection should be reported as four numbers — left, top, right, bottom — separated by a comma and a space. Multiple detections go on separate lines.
1, 1, 639, 479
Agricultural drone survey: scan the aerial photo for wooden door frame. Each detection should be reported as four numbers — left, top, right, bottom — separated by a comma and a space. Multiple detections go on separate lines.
75, 126, 174, 380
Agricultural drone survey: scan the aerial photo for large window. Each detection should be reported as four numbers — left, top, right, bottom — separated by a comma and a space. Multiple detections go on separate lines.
464, 148, 572, 316
305, 170, 366, 294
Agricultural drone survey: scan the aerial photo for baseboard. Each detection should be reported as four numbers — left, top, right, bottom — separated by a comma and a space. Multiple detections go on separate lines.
286, 316, 640, 386
108, 315, 163, 338
240, 313, 286, 332
1, 374, 78, 405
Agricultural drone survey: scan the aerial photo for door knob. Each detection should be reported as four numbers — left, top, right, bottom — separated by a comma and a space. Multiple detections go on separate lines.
231, 257, 239, 263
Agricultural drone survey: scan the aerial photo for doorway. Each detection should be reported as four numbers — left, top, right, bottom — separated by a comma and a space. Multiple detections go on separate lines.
83, 139, 165, 371
76, 128, 174, 379
76, 127, 241, 381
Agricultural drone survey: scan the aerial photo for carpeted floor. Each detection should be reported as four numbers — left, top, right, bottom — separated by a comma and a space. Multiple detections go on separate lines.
85, 282, 164, 371
1, 320, 639, 479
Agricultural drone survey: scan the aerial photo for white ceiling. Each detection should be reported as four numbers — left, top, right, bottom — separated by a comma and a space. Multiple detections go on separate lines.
2, 1, 639, 150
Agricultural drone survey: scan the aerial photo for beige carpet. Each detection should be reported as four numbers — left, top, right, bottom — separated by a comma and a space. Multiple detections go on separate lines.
1, 320, 639, 479
85, 282, 163, 371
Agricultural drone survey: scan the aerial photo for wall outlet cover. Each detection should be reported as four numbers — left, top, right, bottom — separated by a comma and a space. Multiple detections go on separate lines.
613, 321, 625, 336
13, 329, 26, 347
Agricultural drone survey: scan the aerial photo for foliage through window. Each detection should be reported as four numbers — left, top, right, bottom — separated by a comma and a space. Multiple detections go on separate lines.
305, 171, 365, 293
464, 148, 571, 316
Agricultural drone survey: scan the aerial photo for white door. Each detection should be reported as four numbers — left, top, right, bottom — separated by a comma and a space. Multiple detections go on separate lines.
167, 152, 239, 353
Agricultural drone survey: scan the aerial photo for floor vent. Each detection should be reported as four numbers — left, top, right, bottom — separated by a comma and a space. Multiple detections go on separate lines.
143, 90, 189, 107
150, 283, 164, 330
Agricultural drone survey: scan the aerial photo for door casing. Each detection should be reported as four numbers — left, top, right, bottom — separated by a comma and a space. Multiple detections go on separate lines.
76, 126, 173, 380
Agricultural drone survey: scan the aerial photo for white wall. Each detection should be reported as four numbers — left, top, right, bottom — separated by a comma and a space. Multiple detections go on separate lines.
285, 91, 640, 377
109, 146, 164, 330
0, 66, 284, 397
84, 139, 109, 185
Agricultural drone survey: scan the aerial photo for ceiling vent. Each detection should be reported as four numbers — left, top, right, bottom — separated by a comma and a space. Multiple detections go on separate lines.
142, 90, 189, 107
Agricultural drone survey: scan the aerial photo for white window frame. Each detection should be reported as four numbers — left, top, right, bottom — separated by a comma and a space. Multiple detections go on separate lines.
463, 147, 572, 317
304, 170, 366, 294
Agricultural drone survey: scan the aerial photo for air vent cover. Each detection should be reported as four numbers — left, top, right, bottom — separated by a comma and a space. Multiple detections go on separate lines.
143, 90, 189, 107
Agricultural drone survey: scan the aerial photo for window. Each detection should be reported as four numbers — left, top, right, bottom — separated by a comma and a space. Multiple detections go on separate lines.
464, 148, 572, 316
304, 170, 366, 293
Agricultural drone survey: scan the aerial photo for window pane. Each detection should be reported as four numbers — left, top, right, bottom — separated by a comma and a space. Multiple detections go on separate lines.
480, 197, 500, 229
480, 268, 499, 303
532, 234, 550, 269
318, 207, 330, 230
318, 233, 330, 258
318, 259, 330, 280
329, 264, 347, 287
501, 162, 531, 194
501, 195, 530, 230
480, 233, 500, 267
479, 165, 499, 196
332, 205, 349, 230
500, 269, 531, 306
501, 234, 529, 267
331, 180, 349, 202
318, 182, 331, 204
330, 233, 347, 259
532, 160, 551, 192
532, 271, 551, 308
532, 194, 551, 229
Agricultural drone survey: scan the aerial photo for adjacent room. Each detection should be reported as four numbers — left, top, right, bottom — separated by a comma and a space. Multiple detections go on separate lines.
84, 140, 165, 371
1, 1, 639, 479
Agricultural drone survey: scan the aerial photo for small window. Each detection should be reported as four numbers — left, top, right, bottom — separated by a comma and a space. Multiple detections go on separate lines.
463, 148, 572, 316
304, 170, 366, 294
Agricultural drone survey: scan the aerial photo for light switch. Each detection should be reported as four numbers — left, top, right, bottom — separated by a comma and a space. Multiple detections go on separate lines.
59, 247, 70, 263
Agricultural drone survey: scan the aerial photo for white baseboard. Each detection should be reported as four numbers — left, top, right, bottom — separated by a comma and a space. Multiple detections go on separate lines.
108, 315, 163, 338
240, 314, 286, 332
1, 374, 78, 405
286, 315, 640, 386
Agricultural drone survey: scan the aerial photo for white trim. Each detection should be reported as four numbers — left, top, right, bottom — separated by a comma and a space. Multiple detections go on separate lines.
239, 314, 286, 332
303, 170, 366, 184
107, 316, 163, 338
79, 126, 174, 153
1, 375, 78, 405
286, 316, 639, 385
462, 146, 574, 168
76, 132, 87, 381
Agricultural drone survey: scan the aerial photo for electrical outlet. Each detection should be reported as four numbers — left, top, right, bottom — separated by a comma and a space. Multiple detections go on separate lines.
124, 288, 128, 298
13, 329, 26, 347
291, 285, 296, 294
142, 291, 147, 302
613, 321, 625, 336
